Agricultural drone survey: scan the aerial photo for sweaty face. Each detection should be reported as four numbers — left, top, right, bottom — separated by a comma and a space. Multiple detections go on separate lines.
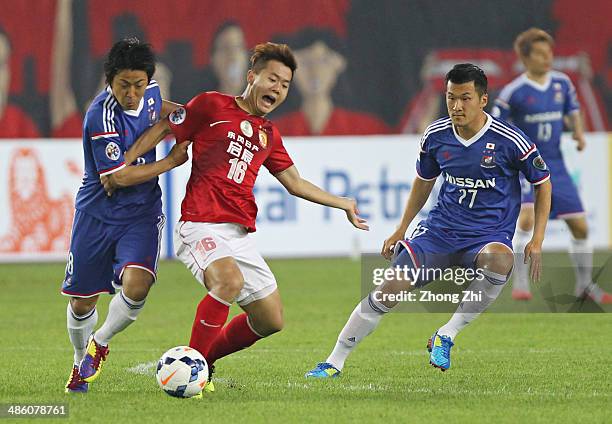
523, 41, 553, 76
110, 69, 148, 111
446, 81, 487, 128
247, 60, 292, 115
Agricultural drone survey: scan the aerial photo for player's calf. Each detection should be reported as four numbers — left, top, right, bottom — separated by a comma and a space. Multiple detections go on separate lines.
431, 242, 512, 371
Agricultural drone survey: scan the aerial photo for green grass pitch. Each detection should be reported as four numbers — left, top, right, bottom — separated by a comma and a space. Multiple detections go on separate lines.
0, 256, 610, 423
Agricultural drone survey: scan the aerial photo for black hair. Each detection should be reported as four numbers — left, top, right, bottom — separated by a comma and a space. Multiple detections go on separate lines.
104, 37, 156, 85
445, 63, 488, 96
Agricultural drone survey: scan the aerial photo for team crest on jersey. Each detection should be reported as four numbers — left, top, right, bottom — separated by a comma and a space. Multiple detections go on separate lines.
240, 120, 253, 138
554, 91, 564, 104
258, 129, 268, 148
481, 144, 496, 168
148, 108, 157, 126
532, 155, 547, 170
105, 142, 121, 161
169, 107, 186, 125
481, 154, 496, 168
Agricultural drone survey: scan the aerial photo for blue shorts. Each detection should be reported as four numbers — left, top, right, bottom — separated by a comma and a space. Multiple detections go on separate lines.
392, 223, 512, 287
520, 161, 584, 219
61, 210, 165, 298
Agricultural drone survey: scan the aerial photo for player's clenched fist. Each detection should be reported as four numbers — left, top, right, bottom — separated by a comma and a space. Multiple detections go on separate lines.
381, 229, 404, 260
167, 140, 192, 167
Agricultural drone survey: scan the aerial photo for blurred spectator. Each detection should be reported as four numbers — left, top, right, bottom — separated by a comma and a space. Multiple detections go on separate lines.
50, 0, 82, 138
274, 29, 390, 136
0, 27, 41, 138
51, 5, 174, 138
209, 21, 248, 95
399, 49, 509, 134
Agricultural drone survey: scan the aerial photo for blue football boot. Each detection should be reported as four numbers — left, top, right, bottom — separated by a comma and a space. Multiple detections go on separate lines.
305, 362, 341, 378
427, 331, 454, 371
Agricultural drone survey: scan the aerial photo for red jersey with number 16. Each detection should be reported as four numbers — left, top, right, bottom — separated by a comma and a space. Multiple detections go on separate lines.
168, 91, 294, 232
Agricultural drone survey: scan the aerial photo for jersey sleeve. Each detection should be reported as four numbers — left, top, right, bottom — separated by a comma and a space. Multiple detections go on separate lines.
415, 133, 440, 180
263, 126, 294, 174
86, 108, 126, 176
167, 92, 212, 143
491, 85, 513, 121
563, 77, 580, 115
508, 126, 550, 185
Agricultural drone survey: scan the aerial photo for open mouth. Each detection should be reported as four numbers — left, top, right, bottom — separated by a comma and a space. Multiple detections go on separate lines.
261, 95, 277, 107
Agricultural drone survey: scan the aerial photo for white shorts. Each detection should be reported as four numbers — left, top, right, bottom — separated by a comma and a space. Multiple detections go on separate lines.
174, 221, 277, 306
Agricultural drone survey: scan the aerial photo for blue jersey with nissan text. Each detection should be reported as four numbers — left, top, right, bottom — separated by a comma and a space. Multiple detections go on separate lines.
416, 113, 550, 239
75, 81, 162, 223
491, 71, 580, 161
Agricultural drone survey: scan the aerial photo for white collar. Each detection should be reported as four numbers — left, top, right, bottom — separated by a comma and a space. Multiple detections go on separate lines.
522, 72, 551, 92
452, 112, 492, 147
124, 97, 144, 117
106, 85, 145, 117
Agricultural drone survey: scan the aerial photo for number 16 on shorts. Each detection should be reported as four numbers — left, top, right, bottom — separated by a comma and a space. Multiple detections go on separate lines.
195, 237, 217, 260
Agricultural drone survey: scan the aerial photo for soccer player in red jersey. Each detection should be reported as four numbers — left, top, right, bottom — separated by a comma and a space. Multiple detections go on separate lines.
111, 42, 368, 387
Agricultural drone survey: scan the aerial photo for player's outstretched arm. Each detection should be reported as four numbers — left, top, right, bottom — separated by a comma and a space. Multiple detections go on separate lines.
381, 177, 435, 260
274, 165, 369, 230
124, 118, 173, 165
524, 179, 552, 282
101, 141, 191, 194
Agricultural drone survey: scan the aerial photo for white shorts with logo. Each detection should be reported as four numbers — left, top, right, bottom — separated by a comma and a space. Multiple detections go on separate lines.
174, 221, 277, 306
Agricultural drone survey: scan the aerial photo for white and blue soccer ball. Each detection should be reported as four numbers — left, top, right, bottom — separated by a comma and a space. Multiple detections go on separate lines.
156, 346, 209, 398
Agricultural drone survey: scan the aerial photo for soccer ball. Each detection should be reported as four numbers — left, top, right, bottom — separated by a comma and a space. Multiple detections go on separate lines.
156, 346, 209, 398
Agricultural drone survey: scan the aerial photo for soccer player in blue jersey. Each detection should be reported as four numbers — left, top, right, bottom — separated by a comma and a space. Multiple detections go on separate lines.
492, 28, 611, 304
306, 63, 552, 376
62, 38, 188, 393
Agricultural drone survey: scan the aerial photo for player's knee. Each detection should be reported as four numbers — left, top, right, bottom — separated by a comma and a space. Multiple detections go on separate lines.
70, 296, 98, 315
208, 271, 244, 299
567, 219, 588, 240
204, 258, 245, 300
122, 269, 154, 301
122, 284, 151, 302
477, 244, 514, 278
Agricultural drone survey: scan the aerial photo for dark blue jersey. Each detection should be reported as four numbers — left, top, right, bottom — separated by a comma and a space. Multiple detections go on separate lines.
416, 113, 550, 239
492, 71, 580, 161
75, 81, 163, 223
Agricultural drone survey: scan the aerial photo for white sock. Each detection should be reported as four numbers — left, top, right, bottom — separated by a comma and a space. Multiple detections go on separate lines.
437, 272, 506, 340
512, 228, 531, 292
326, 294, 389, 371
568, 237, 603, 300
94, 291, 145, 346
67, 303, 98, 366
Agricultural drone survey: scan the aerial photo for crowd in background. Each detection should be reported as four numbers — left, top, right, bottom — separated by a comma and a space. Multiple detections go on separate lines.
0, 0, 610, 138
